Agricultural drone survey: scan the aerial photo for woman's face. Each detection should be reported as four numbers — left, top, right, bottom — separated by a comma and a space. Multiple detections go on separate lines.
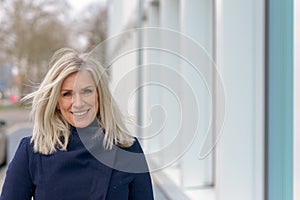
58, 70, 99, 128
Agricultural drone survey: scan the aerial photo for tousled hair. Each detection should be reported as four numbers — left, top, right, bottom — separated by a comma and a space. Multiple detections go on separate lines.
22, 48, 134, 155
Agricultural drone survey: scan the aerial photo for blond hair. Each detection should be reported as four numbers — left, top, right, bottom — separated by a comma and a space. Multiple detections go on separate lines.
22, 48, 134, 155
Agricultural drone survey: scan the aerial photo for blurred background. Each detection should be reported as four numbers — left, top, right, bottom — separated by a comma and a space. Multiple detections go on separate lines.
0, 0, 299, 200
0, 0, 107, 100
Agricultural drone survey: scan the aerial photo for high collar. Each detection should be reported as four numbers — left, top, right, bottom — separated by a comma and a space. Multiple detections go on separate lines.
70, 118, 102, 134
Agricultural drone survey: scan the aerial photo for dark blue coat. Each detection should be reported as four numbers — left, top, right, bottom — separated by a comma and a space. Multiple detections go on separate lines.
0, 125, 154, 200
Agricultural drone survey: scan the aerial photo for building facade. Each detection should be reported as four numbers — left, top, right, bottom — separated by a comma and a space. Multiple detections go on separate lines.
104, 0, 296, 200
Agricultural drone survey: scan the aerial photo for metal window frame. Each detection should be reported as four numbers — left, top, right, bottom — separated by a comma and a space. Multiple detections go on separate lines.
266, 0, 294, 199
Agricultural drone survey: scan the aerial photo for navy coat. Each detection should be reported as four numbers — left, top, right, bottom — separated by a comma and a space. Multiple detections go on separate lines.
0, 125, 154, 200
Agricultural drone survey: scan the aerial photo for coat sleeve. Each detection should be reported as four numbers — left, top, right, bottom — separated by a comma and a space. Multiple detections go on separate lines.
128, 171, 154, 200
0, 137, 34, 200
127, 139, 154, 200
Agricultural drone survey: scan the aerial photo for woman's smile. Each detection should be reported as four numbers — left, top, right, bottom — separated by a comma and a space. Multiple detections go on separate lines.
72, 110, 89, 116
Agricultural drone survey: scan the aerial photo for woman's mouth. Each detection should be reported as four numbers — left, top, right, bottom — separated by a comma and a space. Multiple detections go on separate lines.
72, 110, 88, 116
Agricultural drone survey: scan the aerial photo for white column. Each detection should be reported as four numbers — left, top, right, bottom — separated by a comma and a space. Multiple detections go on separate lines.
106, 0, 139, 137
160, 0, 180, 30
107, 0, 123, 37
215, 0, 265, 199
180, 0, 214, 187
158, 0, 182, 172
142, 1, 162, 156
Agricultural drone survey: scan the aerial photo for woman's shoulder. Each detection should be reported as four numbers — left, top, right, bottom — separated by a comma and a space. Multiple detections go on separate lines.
20, 136, 32, 143
7, 136, 35, 170
16, 136, 34, 154
120, 137, 144, 153
19, 136, 32, 146
115, 137, 149, 173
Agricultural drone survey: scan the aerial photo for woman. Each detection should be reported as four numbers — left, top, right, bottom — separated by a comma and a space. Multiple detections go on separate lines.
0, 48, 154, 200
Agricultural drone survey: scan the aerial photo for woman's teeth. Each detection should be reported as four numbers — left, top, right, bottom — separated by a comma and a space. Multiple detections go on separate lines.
73, 110, 88, 116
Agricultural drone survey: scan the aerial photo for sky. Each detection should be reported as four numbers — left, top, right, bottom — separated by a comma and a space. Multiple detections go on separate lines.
67, 0, 106, 12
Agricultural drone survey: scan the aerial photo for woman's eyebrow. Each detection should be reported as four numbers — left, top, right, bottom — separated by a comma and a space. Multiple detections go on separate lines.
60, 85, 95, 92
81, 85, 95, 89
61, 89, 72, 92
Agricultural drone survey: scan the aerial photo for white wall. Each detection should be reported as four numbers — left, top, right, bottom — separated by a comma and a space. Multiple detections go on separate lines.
106, 0, 266, 199
215, 0, 265, 199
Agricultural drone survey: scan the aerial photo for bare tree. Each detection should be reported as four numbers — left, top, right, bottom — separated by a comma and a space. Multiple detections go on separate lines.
0, 0, 70, 96
85, 6, 108, 52
70, 3, 108, 58
0, 0, 109, 97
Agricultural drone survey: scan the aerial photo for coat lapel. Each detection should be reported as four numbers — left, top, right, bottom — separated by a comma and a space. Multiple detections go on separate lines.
77, 125, 118, 200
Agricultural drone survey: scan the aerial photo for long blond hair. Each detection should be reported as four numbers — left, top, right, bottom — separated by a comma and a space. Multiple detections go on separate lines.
22, 48, 134, 155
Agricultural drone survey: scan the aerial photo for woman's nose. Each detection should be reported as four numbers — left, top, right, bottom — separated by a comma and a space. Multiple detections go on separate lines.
72, 93, 83, 107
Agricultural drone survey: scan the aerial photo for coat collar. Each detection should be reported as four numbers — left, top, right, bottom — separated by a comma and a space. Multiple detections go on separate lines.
70, 120, 118, 199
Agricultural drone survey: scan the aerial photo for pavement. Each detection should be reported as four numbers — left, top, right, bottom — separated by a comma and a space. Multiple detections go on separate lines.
0, 107, 31, 129
0, 107, 31, 191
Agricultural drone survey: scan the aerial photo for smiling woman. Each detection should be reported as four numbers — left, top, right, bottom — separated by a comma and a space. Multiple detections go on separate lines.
21, 48, 135, 154
58, 70, 99, 128
0, 48, 154, 200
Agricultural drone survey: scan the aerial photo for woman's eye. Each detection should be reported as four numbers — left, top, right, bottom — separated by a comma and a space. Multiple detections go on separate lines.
83, 89, 93, 94
62, 92, 72, 97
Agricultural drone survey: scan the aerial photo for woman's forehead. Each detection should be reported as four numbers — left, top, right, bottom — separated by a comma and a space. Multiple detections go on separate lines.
61, 70, 96, 90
